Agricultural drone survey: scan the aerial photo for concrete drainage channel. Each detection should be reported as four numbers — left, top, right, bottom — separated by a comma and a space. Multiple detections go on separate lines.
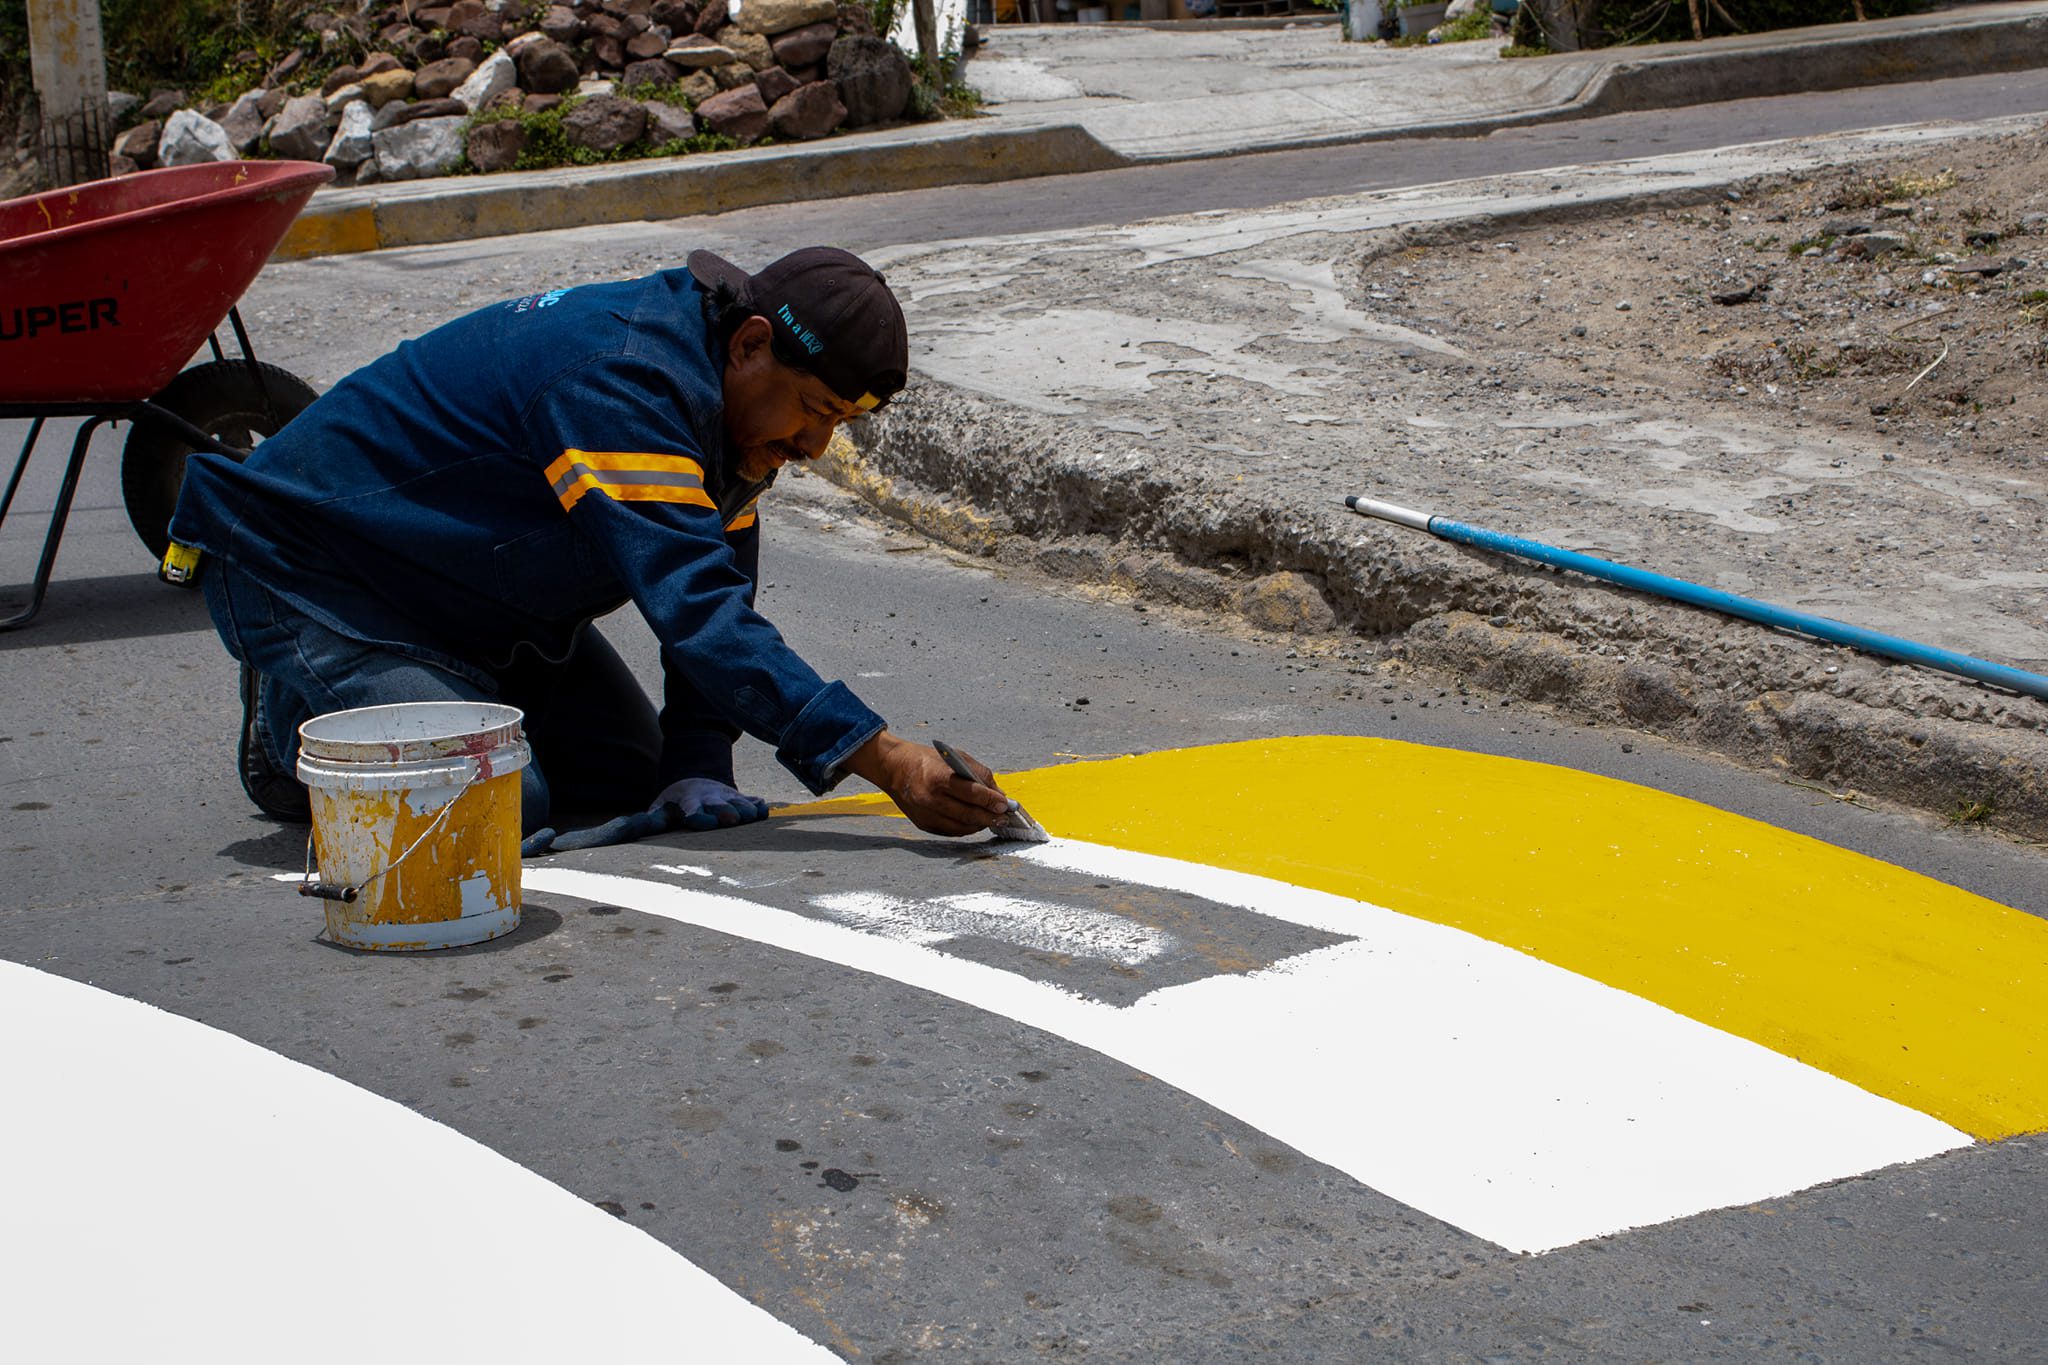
822, 399, 2048, 845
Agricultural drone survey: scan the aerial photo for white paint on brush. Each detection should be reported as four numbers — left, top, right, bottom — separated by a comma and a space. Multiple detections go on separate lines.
812, 890, 1172, 968
0, 960, 836, 1363
528, 845, 1967, 1254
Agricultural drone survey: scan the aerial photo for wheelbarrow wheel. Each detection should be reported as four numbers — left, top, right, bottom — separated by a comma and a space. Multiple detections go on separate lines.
121, 360, 318, 561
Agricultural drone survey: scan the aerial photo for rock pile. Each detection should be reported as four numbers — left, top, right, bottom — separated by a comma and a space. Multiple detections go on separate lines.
105, 0, 919, 187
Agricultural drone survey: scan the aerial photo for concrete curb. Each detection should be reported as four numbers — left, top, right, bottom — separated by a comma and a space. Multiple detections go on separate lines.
271, 8, 2048, 260
275, 123, 1126, 259
1572, 8, 2048, 119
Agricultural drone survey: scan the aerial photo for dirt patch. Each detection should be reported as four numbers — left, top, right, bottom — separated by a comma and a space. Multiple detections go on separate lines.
1351, 123, 2048, 468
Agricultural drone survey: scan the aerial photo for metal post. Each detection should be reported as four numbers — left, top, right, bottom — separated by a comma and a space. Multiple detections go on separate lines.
26, 0, 112, 188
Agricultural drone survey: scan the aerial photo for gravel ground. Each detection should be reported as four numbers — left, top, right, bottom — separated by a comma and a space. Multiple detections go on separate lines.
1372, 122, 2048, 476
828, 122, 2048, 842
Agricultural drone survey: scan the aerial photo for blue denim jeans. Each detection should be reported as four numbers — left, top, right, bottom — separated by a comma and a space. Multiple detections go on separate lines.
202, 560, 660, 833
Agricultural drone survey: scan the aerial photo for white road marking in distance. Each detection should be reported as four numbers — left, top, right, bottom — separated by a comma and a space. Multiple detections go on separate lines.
0, 960, 838, 1364
528, 843, 1967, 1254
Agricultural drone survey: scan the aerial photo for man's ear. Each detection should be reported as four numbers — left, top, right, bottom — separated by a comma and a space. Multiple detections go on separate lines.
728, 314, 775, 369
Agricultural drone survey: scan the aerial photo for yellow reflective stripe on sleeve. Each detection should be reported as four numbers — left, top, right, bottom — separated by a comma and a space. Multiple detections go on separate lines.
724, 499, 759, 533
545, 450, 713, 513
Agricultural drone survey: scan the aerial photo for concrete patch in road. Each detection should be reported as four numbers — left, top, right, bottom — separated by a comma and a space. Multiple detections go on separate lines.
632, 824, 1349, 1007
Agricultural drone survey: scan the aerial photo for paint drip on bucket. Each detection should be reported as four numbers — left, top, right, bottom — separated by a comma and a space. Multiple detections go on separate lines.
296, 702, 529, 951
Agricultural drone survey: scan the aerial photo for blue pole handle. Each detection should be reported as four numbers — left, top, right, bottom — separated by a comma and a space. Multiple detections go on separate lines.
1344, 495, 2048, 702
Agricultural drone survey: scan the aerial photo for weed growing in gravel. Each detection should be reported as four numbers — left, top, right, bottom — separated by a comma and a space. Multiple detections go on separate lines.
618, 80, 697, 108
1835, 342, 1928, 375
1827, 169, 1957, 211
657, 131, 741, 155
1946, 798, 1996, 826
1781, 342, 1839, 382
459, 97, 573, 172
458, 94, 738, 173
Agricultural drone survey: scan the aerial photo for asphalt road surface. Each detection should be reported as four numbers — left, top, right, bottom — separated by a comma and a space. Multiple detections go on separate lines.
3, 73, 2045, 1361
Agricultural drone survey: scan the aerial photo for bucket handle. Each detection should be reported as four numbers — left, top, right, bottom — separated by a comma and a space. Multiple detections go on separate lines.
298, 774, 470, 904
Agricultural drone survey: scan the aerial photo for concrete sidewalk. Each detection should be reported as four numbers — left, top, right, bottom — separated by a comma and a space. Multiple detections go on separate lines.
278, 1, 2048, 257
975, 2, 2048, 158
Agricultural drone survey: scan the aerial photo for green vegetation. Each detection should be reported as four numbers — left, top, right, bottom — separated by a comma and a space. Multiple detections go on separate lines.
617, 80, 699, 110
2020, 290, 2048, 332
462, 97, 579, 172
1436, 7, 1493, 41
460, 95, 742, 174
1825, 167, 1955, 210
655, 130, 741, 155
1780, 341, 1838, 382
6, 0, 315, 96
1945, 797, 1995, 827
918, 73, 985, 120
1392, 5, 1491, 46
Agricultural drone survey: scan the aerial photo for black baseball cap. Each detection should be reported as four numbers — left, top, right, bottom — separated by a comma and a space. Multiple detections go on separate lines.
688, 246, 908, 412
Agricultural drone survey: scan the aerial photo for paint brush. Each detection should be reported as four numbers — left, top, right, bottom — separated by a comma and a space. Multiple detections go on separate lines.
933, 741, 1052, 844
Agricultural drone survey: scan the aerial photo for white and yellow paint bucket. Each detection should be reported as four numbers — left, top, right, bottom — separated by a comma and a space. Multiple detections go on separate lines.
296, 702, 529, 951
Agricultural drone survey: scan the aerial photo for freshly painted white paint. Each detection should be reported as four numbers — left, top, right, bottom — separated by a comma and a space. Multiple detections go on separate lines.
812, 890, 1172, 970
0, 960, 836, 1364
653, 862, 717, 878
528, 843, 1968, 1253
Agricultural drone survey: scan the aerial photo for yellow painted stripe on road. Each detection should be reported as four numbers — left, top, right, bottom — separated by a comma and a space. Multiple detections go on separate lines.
795, 736, 2048, 1139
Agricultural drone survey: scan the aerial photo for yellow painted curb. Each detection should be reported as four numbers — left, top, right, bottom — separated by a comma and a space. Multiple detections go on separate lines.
794, 736, 2048, 1139
274, 204, 381, 260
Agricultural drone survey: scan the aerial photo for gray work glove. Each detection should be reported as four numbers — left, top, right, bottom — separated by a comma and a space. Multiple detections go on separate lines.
520, 777, 770, 856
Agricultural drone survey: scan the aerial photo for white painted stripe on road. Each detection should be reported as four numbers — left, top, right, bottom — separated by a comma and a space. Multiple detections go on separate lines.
0, 960, 837, 1364
529, 844, 1968, 1253
812, 890, 1173, 968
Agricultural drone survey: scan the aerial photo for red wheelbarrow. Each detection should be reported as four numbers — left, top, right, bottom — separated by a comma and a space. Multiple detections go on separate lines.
0, 159, 333, 629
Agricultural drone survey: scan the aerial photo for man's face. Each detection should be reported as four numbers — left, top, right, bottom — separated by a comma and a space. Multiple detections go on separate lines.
722, 315, 867, 482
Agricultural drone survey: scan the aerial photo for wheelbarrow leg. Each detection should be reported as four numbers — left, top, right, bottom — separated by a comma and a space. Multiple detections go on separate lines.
0, 416, 107, 632
225, 306, 279, 417
0, 418, 47, 527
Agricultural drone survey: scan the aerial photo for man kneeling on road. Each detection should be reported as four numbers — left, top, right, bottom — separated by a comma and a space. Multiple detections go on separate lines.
169, 247, 1012, 847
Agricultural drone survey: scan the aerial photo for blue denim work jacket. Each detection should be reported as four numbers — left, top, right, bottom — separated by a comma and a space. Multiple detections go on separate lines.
169, 269, 885, 793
